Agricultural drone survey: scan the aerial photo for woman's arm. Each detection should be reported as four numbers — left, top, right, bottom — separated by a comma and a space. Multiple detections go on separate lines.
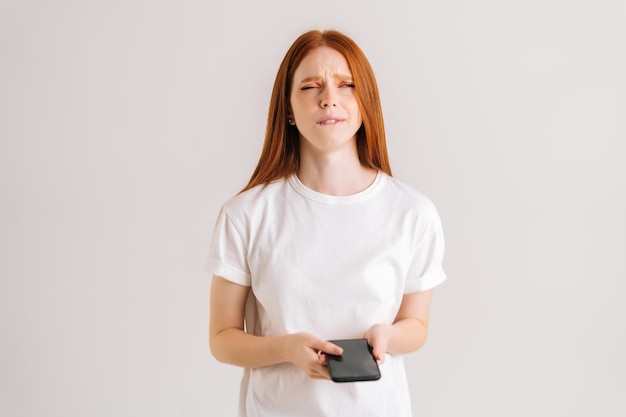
365, 289, 434, 363
209, 275, 342, 379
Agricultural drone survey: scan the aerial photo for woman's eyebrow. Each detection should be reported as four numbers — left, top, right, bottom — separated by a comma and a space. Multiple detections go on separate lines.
298, 73, 353, 84
334, 73, 353, 81
298, 75, 321, 84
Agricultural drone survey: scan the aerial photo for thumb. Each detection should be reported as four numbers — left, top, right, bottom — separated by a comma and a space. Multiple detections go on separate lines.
370, 342, 386, 364
368, 338, 386, 363
315, 340, 343, 356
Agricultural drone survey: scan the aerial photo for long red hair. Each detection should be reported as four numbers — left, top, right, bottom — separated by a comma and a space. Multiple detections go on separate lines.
242, 29, 391, 193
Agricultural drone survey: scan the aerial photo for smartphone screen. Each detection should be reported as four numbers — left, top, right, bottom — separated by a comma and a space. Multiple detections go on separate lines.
326, 339, 381, 383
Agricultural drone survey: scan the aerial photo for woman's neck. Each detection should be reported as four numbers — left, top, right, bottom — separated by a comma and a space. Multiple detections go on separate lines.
297, 149, 378, 196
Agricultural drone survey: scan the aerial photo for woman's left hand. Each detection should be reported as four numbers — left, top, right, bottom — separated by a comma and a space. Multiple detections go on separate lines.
363, 324, 394, 364
363, 290, 435, 364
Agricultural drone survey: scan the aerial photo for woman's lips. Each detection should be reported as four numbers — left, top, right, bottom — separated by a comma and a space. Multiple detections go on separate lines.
316, 116, 346, 125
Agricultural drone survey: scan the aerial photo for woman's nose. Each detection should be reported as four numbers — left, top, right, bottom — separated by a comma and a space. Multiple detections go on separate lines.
320, 87, 338, 108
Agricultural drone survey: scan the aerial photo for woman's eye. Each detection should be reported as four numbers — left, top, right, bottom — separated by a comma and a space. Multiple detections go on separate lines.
301, 85, 317, 90
341, 83, 355, 88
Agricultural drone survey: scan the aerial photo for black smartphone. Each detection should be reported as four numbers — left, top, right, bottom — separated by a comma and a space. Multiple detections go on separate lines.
326, 339, 381, 383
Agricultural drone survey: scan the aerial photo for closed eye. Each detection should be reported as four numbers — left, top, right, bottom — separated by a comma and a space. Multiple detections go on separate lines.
341, 82, 355, 88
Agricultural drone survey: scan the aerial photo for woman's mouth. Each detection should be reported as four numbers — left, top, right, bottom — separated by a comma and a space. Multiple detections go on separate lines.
316, 116, 345, 126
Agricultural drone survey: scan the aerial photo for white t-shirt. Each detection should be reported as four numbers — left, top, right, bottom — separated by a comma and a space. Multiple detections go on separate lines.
206, 172, 446, 417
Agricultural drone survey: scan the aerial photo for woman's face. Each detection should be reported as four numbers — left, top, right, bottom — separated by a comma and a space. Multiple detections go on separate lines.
289, 46, 362, 155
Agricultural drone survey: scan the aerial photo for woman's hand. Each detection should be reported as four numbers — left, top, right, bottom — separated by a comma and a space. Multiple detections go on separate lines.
210, 276, 344, 378
363, 289, 435, 364
285, 333, 343, 380
364, 324, 394, 364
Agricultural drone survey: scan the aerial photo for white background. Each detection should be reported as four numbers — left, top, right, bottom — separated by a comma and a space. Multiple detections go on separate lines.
1, 1, 625, 416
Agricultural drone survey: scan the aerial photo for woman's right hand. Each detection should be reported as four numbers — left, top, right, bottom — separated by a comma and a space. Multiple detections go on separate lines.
210, 276, 343, 378
285, 333, 343, 380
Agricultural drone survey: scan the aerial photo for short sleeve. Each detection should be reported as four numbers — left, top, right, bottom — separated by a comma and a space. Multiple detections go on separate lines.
404, 207, 447, 293
204, 207, 251, 286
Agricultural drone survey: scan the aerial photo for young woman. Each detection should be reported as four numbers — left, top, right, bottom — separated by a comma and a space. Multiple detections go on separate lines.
207, 29, 446, 417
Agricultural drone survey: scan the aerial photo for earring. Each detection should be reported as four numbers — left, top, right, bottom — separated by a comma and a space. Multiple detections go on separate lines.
288, 118, 294, 125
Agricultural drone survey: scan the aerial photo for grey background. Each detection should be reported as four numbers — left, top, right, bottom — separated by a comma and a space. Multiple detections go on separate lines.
1, 1, 625, 416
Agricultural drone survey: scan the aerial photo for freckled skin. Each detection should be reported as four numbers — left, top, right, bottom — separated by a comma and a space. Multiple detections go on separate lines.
289, 46, 362, 155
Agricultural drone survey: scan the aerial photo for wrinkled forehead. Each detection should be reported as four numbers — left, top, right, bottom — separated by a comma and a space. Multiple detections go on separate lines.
292, 46, 353, 82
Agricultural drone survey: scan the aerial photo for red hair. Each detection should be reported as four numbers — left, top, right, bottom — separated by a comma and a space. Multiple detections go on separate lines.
242, 29, 391, 192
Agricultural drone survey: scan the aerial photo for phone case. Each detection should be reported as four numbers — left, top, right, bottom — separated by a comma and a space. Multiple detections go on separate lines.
326, 339, 381, 383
